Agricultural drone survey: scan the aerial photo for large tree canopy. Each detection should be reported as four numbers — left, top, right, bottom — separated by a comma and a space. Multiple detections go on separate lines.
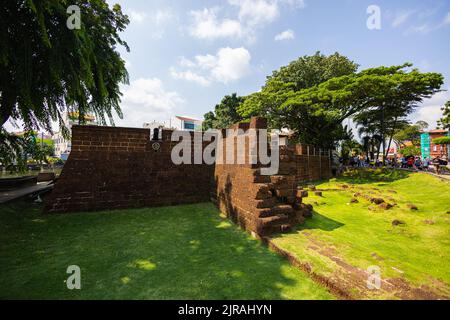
438, 101, 450, 131
0, 0, 130, 134
267, 51, 359, 91
239, 60, 443, 149
202, 93, 245, 130
238, 52, 358, 131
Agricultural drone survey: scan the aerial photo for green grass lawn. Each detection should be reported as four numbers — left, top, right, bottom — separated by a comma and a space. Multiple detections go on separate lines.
0, 201, 333, 300
271, 169, 450, 299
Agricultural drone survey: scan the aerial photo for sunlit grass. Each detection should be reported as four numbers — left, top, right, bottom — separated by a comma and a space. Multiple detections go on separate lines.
0, 201, 333, 300
271, 169, 450, 298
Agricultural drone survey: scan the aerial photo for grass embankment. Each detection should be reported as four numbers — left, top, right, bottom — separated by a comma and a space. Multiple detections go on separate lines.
0, 202, 333, 300
271, 169, 450, 299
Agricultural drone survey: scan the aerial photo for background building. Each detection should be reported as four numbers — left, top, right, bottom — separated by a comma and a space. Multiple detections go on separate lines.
52, 112, 96, 160
174, 116, 203, 131
420, 129, 450, 159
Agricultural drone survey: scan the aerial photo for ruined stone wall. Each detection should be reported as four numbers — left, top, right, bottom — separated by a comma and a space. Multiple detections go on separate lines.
214, 118, 312, 236
45, 118, 331, 237
44, 126, 214, 213
293, 145, 332, 183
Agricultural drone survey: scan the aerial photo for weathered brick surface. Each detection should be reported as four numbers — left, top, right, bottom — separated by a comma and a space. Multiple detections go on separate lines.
214, 118, 330, 236
292, 145, 332, 182
45, 118, 331, 237
44, 126, 214, 213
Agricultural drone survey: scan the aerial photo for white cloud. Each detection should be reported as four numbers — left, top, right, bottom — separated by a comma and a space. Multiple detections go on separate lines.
210, 47, 252, 82
117, 78, 184, 127
188, 8, 243, 39
412, 86, 450, 129
392, 10, 415, 28
188, 0, 305, 41
127, 8, 176, 38
128, 10, 147, 24
402, 10, 450, 35
229, 0, 279, 27
177, 56, 196, 68
170, 47, 252, 85
274, 29, 295, 41
406, 23, 433, 35
170, 68, 211, 87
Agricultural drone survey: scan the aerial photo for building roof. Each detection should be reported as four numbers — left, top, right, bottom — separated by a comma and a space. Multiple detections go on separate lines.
175, 116, 202, 122
427, 129, 448, 134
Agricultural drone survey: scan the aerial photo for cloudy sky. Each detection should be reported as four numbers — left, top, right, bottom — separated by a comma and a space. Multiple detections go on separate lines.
5, 0, 450, 132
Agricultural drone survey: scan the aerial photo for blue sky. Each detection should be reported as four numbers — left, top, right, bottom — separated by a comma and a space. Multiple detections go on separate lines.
108, 0, 450, 130
8, 0, 449, 133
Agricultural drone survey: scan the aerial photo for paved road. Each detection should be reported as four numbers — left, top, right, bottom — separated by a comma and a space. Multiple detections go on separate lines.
0, 183, 53, 204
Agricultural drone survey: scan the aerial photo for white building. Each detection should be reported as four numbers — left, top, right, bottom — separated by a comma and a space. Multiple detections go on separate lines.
52, 112, 96, 159
174, 116, 203, 131
144, 116, 203, 133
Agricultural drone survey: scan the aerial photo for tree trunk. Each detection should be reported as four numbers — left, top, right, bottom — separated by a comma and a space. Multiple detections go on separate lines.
384, 117, 398, 160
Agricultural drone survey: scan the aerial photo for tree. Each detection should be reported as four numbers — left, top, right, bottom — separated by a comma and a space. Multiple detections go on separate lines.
25, 133, 55, 165
437, 101, 450, 130
202, 111, 216, 131
399, 145, 421, 157
238, 52, 358, 147
0, 0, 129, 167
239, 63, 442, 150
340, 138, 363, 163
202, 93, 245, 130
0, 130, 27, 171
267, 51, 359, 91
393, 121, 428, 148
433, 136, 450, 157
0, 0, 129, 131
354, 105, 410, 160
415, 120, 429, 131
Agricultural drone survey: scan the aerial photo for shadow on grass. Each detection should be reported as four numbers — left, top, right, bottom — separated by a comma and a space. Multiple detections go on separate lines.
296, 211, 344, 232
0, 200, 331, 300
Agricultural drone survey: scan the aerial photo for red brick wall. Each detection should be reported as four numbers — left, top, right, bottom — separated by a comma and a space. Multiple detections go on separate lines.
293, 145, 332, 182
213, 118, 331, 236
45, 120, 331, 237
44, 125, 214, 213
429, 132, 449, 158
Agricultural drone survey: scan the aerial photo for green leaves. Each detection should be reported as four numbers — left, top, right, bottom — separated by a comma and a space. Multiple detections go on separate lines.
202, 93, 246, 130
237, 55, 443, 149
0, 0, 130, 133
437, 101, 450, 131
433, 136, 450, 145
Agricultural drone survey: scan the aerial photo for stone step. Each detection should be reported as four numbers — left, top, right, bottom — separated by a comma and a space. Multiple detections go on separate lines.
296, 189, 308, 198
270, 175, 296, 186
259, 214, 290, 227
256, 208, 275, 218
255, 197, 277, 209
274, 188, 294, 198
261, 223, 293, 235
254, 184, 273, 200
272, 204, 294, 215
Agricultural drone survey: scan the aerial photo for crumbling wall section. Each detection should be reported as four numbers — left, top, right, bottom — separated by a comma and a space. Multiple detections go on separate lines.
44, 126, 214, 213
214, 118, 314, 236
